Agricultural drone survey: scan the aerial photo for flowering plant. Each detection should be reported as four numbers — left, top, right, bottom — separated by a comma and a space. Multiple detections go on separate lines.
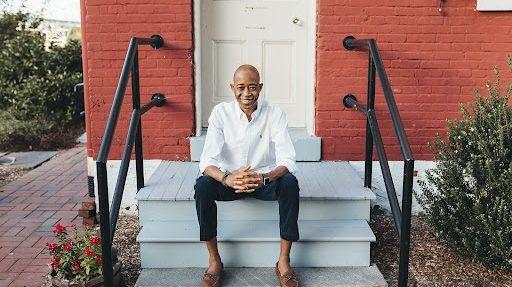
46, 223, 104, 283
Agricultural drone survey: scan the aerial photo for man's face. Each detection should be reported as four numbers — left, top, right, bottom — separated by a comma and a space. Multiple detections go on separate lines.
230, 69, 263, 111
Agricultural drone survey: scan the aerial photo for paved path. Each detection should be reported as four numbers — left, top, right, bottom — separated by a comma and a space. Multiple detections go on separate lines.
0, 146, 87, 287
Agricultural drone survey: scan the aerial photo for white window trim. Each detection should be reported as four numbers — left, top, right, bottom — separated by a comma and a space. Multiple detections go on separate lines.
477, 0, 512, 11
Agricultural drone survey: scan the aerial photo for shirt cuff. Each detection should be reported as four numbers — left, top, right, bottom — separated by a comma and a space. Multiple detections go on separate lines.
276, 159, 298, 174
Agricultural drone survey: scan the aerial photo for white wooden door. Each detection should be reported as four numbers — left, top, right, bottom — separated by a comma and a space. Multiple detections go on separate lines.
200, 0, 311, 128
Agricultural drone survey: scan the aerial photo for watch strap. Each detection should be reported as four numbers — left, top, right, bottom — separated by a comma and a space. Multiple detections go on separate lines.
262, 173, 270, 186
221, 171, 231, 186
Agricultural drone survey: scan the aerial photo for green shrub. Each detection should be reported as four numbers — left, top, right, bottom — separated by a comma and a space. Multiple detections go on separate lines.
417, 57, 512, 271
0, 9, 83, 150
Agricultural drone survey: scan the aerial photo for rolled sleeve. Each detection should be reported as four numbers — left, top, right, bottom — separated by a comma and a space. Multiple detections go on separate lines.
271, 110, 298, 174
199, 107, 224, 174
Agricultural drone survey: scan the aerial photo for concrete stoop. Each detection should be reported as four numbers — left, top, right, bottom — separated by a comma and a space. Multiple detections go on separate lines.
135, 266, 388, 287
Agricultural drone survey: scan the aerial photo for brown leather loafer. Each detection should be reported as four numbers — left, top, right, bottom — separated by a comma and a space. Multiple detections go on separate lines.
275, 261, 299, 287
200, 262, 223, 287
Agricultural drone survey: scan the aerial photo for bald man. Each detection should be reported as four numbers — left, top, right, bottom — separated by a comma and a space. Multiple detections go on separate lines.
194, 65, 300, 287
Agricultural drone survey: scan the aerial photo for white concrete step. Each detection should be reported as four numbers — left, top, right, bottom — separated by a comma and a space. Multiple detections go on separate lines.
135, 266, 387, 286
136, 161, 375, 224
137, 220, 375, 268
138, 199, 371, 225
189, 128, 321, 161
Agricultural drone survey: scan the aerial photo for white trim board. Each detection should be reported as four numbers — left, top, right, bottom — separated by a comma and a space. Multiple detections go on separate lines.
477, 0, 512, 11
192, 0, 317, 137
87, 157, 162, 215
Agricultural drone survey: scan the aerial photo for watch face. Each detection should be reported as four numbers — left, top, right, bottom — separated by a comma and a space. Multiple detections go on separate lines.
264, 177, 270, 185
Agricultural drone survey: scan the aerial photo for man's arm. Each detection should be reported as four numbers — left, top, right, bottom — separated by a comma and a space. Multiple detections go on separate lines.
267, 109, 297, 182
265, 165, 290, 182
199, 106, 224, 177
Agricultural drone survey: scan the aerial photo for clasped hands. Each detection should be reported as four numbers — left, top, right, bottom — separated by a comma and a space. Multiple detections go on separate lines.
225, 165, 264, 193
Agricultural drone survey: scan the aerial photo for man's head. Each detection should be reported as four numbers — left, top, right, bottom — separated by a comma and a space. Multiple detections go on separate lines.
230, 64, 263, 112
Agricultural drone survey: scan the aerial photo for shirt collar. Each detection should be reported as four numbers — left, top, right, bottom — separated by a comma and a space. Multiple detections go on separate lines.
233, 98, 265, 121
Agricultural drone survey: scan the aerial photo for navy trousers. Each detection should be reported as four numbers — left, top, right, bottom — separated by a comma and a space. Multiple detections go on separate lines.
193, 172, 300, 242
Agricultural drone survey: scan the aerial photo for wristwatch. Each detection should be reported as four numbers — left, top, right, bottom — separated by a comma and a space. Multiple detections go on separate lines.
262, 173, 270, 186
221, 171, 231, 187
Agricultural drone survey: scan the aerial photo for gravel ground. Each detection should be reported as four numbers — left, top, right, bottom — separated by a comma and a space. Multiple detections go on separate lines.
113, 214, 142, 287
370, 206, 512, 286
106, 210, 512, 287
0, 166, 27, 187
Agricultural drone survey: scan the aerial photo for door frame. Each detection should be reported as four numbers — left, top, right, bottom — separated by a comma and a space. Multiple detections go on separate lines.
193, 0, 317, 136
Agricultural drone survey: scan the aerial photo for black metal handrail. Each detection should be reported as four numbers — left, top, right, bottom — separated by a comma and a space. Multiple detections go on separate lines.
342, 35, 415, 287
95, 34, 165, 286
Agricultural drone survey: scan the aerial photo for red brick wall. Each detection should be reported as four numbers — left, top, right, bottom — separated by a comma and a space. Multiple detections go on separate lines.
317, 0, 512, 160
81, 0, 194, 160
82, 0, 512, 161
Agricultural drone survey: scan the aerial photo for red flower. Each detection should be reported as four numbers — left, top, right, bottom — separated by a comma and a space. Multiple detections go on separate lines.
47, 243, 58, 252
50, 256, 60, 270
53, 224, 66, 234
96, 256, 103, 264
72, 263, 80, 271
70, 223, 77, 228
84, 246, 95, 257
63, 244, 72, 251
83, 222, 91, 227
89, 236, 101, 245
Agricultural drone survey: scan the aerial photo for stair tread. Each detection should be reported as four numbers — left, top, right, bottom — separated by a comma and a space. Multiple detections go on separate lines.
137, 220, 376, 242
135, 266, 387, 287
135, 161, 376, 201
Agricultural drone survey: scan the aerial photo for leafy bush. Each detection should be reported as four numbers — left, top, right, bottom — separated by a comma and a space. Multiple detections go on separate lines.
0, 9, 83, 150
417, 57, 512, 271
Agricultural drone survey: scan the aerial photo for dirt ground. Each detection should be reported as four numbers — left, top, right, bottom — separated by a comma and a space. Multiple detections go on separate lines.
112, 214, 142, 287
370, 207, 512, 287
0, 166, 27, 187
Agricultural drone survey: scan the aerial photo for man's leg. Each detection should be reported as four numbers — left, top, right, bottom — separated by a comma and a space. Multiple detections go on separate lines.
276, 173, 300, 274
253, 172, 300, 274
194, 175, 241, 274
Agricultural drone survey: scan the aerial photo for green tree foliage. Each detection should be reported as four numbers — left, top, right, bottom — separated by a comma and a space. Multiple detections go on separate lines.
0, 9, 82, 150
417, 57, 512, 271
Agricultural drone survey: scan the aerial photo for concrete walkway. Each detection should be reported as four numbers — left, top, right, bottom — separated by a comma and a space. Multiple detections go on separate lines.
0, 146, 87, 287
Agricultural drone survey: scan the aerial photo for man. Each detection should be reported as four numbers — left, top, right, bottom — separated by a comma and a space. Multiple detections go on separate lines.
194, 64, 300, 287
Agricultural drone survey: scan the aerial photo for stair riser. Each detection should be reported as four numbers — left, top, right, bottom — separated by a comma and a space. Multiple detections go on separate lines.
190, 129, 321, 162
140, 241, 370, 268
138, 199, 370, 225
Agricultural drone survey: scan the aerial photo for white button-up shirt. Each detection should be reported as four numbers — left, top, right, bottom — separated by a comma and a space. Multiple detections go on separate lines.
199, 98, 297, 175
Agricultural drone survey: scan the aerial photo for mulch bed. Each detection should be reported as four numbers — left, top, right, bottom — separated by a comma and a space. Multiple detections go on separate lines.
113, 209, 512, 287
112, 214, 142, 287
370, 206, 512, 286
0, 166, 27, 187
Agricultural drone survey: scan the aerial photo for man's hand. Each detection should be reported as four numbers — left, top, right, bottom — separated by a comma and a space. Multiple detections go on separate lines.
226, 165, 263, 193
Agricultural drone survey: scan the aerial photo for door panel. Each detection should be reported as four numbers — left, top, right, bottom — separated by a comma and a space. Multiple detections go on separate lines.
201, 0, 310, 127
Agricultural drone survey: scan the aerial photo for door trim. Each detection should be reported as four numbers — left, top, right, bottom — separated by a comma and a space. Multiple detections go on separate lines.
193, 0, 317, 136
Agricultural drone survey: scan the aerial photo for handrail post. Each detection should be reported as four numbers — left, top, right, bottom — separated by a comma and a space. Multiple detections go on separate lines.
398, 159, 414, 287
110, 110, 141, 241
344, 34, 415, 287
94, 34, 165, 287
132, 47, 145, 192
364, 52, 376, 188
96, 161, 114, 287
